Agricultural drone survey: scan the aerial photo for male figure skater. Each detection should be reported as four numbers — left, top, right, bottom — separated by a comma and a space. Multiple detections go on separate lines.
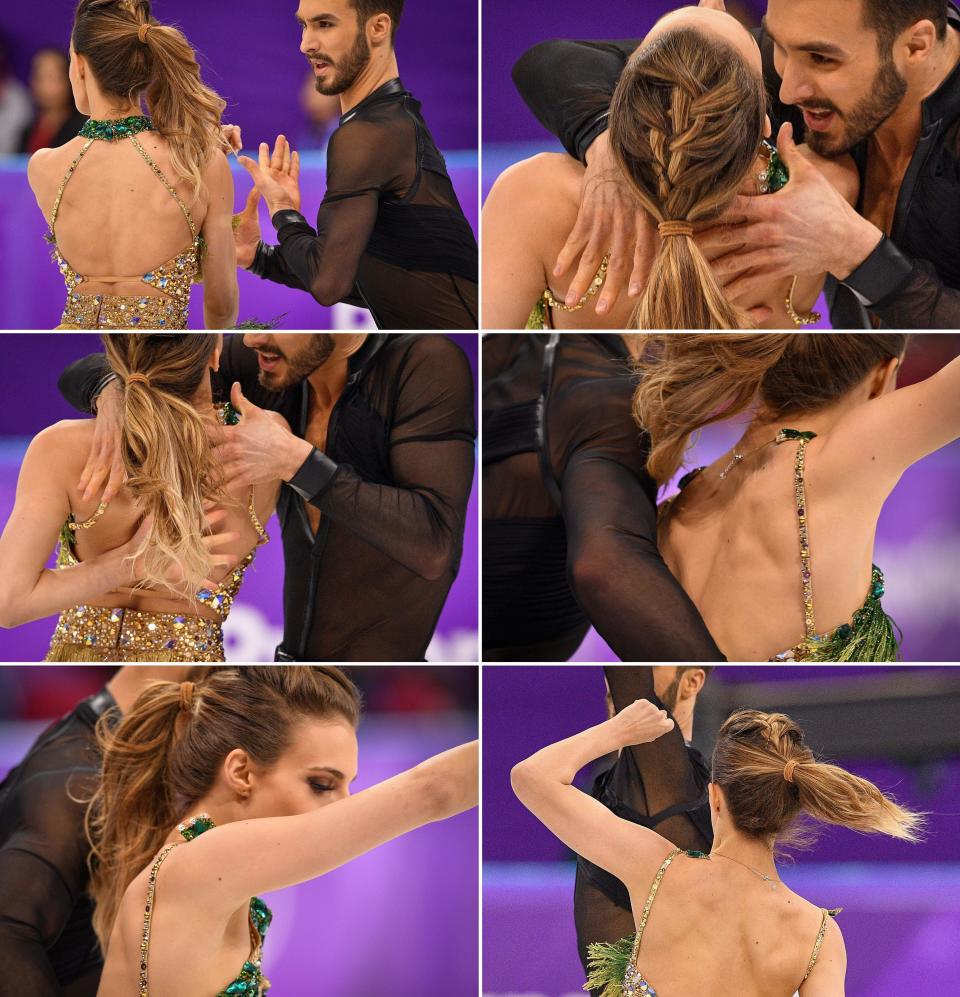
576, 666, 713, 995
60, 334, 476, 662
513, 0, 960, 327
234, 0, 478, 329
0, 667, 191, 997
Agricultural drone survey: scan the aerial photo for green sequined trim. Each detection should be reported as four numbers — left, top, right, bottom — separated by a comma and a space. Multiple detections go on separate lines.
584, 934, 635, 997
79, 115, 155, 141
759, 139, 790, 194
177, 813, 216, 841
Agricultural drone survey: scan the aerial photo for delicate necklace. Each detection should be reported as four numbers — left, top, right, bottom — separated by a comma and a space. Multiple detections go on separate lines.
711, 850, 780, 888
718, 437, 776, 479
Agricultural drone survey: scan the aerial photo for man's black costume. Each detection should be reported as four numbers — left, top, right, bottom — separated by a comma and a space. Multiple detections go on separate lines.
251, 80, 478, 329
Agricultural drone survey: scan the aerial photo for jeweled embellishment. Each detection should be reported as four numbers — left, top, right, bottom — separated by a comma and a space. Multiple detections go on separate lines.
79, 114, 155, 141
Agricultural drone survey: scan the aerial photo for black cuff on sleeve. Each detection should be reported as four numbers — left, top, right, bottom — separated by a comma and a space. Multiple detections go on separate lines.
272, 210, 316, 241
575, 111, 611, 165
840, 235, 913, 307
288, 448, 340, 503
249, 240, 280, 278
91, 373, 118, 414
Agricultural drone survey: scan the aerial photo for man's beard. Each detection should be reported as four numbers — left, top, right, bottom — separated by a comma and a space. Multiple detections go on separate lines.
659, 675, 681, 714
313, 30, 370, 97
258, 335, 335, 390
804, 55, 907, 158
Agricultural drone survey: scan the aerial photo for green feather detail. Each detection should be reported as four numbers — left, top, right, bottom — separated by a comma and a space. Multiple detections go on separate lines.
526, 295, 549, 329
583, 935, 635, 997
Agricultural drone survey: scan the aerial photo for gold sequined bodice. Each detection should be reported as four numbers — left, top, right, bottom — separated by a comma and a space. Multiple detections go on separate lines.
50, 132, 201, 330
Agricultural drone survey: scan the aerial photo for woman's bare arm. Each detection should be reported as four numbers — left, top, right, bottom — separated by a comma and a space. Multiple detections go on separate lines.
0, 424, 139, 628
176, 741, 478, 911
200, 153, 240, 330
510, 700, 676, 888
799, 918, 846, 997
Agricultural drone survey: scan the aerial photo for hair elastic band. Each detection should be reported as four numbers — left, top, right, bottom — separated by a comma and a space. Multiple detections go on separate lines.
126, 372, 151, 387
658, 220, 694, 238
783, 758, 799, 783
179, 681, 195, 712
137, 22, 152, 43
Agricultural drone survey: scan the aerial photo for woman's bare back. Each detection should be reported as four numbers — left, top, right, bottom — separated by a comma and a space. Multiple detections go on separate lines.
45, 417, 277, 620
660, 430, 882, 660
29, 132, 210, 301
626, 853, 835, 997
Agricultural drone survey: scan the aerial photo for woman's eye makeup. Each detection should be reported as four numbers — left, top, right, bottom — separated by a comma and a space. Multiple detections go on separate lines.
308, 779, 337, 793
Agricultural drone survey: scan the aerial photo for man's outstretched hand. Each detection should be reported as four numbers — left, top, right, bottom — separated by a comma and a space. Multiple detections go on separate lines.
78, 379, 125, 506
556, 130, 657, 315
234, 185, 263, 270
209, 382, 313, 487
238, 135, 302, 218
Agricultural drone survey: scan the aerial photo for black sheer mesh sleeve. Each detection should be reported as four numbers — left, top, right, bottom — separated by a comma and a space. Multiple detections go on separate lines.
273, 118, 401, 307
574, 667, 713, 994
866, 257, 960, 328
58, 354, 113, 415
548, 344, 723, 662
512, 39, 639, 161
249, 240, 310, 291
0, 703, 107, 996
310, 335, 476, 580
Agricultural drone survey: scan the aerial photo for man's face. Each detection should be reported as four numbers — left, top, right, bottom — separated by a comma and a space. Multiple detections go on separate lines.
765, 0, 907, 157
652, 666, 682, 713
243, 334, 336, 390
297, 0, 371, 96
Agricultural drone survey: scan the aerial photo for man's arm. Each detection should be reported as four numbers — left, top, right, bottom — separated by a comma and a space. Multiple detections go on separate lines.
512, 38, 637, 162
240, 125, 385, 307
291, 337, 476, 579
553, 369, 723, 662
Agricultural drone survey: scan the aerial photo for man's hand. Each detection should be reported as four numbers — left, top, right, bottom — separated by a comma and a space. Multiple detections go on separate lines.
78, 379, 125, 505
238, 135, 302, 218
209, 382, 313, 486
234, 185, 263, 270
696, 122, 883, 303
556, 130, 657, 314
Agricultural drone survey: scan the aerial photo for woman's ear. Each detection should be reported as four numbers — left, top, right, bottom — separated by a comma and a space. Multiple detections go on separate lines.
222, 747, 255, 800
211, 334, 224, 373
764, 113, 772, 140
870, 356, 900, 399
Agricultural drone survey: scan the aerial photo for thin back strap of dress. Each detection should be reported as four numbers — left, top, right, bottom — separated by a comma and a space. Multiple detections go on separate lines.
801, 907, 838, 983
792, 437, 817, 638
247, 486, 268, 543
68, 501, 109, 532
50, 139, 96, 239
139, 842, 181, 997
629, 847, 683, 964
128, 133, 198, 240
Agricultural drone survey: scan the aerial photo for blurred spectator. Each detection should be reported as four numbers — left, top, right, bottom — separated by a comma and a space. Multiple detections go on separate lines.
0, 33, 31, 155
18, 47, 86, 154
295, 70, 340, 151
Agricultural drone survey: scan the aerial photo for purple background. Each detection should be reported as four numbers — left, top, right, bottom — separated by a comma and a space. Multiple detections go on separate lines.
0, 0, 478, 329
0, 333, 478, 662
482, 665, 960, 996
0, 665, 478, 997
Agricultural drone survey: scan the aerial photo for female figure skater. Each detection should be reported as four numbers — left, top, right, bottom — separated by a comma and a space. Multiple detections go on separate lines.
482, 5, 857, 330
633, 333, 960, 660
27, 0, 237, 329
513, 698, 921, 995
0, 333, 284, 661
89, 666, 478, 995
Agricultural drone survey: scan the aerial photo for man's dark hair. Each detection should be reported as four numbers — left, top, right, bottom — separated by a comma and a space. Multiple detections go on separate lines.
863, 0, 948, 50
351, 0, 403, 41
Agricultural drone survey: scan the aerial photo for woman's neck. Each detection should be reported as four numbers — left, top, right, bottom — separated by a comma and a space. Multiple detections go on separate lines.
86, 95, 143, 120
710, 827, 779, 878
740, 392, 868, 449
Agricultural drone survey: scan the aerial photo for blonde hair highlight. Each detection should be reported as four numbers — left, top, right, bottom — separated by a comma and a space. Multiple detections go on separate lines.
101, 333, 223, 596
608, 25, 766, 329
85, 666, 362, 949
630, 332, 908, 483
713, 709, 924, 848
72, 0, 226, 199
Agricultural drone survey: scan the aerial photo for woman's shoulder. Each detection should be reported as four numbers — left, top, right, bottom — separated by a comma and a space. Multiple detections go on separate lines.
27, 419, 94, 456
487, 152, 583, 210
27, 138, 89, 197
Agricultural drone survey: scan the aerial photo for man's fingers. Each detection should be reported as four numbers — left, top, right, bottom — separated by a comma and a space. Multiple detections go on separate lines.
81, 465, 108, 503
724, 266, 779, 303
202, 530, 241, 551
259, 142, 271, 172
596, 224, 631, 315
271, 135, 286, 172
237, 155, 261, 183
101, 461, 125, 505
244, 185, 262, 215
565, 247, 605, 308
554, 220, 590, 279
291, 150, 300, 185
281, 136, 292, 174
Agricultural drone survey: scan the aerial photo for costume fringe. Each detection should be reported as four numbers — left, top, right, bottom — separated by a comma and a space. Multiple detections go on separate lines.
583, 934, 635, 997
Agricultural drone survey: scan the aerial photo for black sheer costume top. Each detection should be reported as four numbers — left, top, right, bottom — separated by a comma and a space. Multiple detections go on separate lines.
0, 688, 118, 997
574, 667, 713, 995
250, 79, 478, 330
512, 5, 960, 329
59, 334, 476, 662
482, 334, 722, 662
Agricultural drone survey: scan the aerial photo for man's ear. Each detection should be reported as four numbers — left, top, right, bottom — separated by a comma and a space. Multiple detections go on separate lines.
680, 667, 707, 700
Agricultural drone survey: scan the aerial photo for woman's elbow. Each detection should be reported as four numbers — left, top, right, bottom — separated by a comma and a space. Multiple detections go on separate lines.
510, 759, 538, 803
0, 592, 25, 630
